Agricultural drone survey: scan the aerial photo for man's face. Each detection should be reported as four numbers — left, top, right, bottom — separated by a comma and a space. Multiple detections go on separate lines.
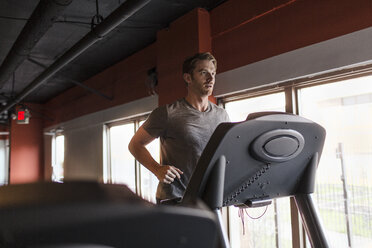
185, 59, 216, 97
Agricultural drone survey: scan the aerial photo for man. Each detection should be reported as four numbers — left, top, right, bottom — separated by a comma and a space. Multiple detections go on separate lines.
128, 52, 230, 203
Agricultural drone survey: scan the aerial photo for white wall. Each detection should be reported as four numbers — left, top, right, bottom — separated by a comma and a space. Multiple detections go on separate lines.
64, 125, 103, 181
44, 95, 158, 181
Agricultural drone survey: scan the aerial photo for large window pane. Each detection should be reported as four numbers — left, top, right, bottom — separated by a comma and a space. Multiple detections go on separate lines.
298, 75, 372, 248
52, 135, 64, 182
225, 92, 292, 248
109, 124, 136, 192
0, 139, 9, 186
225, 92, 285, 122
107, 119, 160, 202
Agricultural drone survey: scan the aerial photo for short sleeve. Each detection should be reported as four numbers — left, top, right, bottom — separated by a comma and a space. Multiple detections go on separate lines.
142, 106, 167, 138
216, 106, 230, 123
222, 109, 230, 122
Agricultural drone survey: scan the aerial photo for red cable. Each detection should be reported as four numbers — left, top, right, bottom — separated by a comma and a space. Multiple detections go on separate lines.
238, 205, 269, 235
244, 205, 269, 219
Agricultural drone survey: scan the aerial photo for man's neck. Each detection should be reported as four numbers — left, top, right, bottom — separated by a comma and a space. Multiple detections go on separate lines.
185, 94, 209, 112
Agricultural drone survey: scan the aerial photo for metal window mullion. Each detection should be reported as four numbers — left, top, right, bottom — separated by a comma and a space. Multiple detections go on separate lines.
5, 139, 9, 185
103, 125, 112, 184
274, 199, 281, 248
51, 134, 56, 181
285, 86, 307, 248
337, 142, 354, 247
225, 207, 232, 245
134, 120, 141, 197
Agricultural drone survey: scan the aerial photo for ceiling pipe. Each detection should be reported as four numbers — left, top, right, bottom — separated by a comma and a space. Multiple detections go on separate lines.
0, 0, 73, 88
0, 0, 151, 115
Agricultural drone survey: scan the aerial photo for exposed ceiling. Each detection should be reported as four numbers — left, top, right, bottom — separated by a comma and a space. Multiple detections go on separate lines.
0, 0, 226, 116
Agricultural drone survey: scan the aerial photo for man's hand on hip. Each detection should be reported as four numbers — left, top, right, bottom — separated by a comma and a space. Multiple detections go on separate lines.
155, 165, 183, 184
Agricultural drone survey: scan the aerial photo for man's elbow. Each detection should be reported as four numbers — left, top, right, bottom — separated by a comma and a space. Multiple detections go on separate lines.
128, 138, 136, 155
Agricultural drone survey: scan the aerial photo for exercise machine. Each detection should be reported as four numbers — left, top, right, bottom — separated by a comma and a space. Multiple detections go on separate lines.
0, 181, 219, 247
182, 112, 329, 248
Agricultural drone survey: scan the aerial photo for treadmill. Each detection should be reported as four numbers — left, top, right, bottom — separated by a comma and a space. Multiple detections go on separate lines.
182, 112, 329, 248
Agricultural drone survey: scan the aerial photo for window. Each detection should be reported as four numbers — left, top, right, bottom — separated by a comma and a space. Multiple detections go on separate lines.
52, 135, 64, 182
224, 92, 293, 248
105, 118, 159, 203
297, 75, 372, 248
225, 92, 285, 121
107, 123, 136, 192
0, 138, 9, 186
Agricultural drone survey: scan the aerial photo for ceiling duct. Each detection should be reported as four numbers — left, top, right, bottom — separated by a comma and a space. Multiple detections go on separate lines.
0, 0, 73, 89
0, 0, 151, 115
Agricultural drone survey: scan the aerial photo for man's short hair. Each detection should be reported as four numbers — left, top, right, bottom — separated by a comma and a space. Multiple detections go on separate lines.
182, 52, 217, 75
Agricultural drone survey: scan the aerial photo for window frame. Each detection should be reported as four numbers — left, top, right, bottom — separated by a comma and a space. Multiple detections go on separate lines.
104, 114, 153, 197
218, 65, 372, 248
51, 133, 64, 183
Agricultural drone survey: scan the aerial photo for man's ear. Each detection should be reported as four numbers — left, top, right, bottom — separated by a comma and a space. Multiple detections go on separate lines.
183, 73, 191, 84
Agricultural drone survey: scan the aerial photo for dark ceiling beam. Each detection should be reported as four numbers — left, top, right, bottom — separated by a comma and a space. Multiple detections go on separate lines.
0, 0, 73, 88
0, 0, 151, 115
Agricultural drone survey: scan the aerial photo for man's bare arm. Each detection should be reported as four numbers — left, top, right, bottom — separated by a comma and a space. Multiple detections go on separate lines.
128, 126, 183, 184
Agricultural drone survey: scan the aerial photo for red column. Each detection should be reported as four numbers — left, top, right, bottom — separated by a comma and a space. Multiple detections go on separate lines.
157, 8, 214, 105
9, 104, 44, 183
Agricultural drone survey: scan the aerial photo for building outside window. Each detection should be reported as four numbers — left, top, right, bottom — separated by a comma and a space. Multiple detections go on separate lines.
52, 135, 64, 182
106, 118, 159, 203
297, 75, 372, 248
0, 138, 9, 186
107, 123, 136, 192
224, 92, 293, 248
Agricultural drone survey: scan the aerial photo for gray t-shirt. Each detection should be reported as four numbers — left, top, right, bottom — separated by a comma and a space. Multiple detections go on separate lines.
142, 98, 230, 200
